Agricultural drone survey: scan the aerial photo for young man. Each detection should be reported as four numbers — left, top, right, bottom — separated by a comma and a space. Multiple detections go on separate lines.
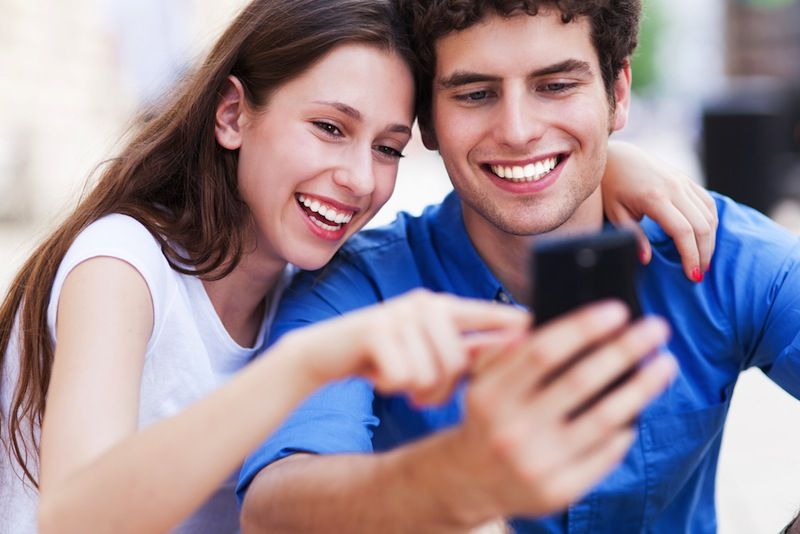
238, 1, 800, 532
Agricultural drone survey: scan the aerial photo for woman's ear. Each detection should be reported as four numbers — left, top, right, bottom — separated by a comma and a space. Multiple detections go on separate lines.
215, 76, 247, 150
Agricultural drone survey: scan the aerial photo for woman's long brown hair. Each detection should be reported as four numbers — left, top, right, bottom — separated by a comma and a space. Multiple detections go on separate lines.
0, 0, 416, 487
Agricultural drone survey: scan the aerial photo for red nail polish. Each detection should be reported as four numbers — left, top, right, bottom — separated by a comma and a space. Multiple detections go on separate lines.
691, 267, 703, 282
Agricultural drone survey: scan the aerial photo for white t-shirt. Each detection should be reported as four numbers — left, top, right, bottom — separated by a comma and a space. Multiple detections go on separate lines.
0, 214, 292, 533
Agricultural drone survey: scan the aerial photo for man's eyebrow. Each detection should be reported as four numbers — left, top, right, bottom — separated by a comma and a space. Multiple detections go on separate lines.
531, 59, 594, 78
313, 100, 411, 136
438, 59, 594, 89
438, 72, 501, 89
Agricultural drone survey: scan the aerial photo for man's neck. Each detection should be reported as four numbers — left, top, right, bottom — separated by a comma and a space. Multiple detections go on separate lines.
462, 189, 604, 304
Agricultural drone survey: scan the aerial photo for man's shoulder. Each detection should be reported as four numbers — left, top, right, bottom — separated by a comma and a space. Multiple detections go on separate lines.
645, 192, 799, 258
338, 202, 445, 263
340, 215, 416, 258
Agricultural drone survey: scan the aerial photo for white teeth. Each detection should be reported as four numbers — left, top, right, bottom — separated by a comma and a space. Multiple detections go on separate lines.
524, 163, 535, 176
490, 156, 558, 182
310, 217, 339, 232
296, 194, 355, 228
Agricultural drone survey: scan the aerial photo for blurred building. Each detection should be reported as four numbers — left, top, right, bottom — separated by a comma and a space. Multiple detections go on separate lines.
702, 0, 800, 214
726, 0, 800, 79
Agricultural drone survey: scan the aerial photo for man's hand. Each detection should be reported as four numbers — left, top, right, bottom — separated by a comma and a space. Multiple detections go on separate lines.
450, 301, 676, 519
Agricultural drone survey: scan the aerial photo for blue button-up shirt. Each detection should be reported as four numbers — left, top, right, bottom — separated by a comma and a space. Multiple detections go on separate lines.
238, 192, 800, 533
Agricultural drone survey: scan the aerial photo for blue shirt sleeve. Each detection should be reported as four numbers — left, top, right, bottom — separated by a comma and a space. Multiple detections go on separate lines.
713, 197, 800, 396
236, 254, 383, 501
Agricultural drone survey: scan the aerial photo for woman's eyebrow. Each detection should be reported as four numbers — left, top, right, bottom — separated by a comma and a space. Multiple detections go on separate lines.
313, 100, 411, 135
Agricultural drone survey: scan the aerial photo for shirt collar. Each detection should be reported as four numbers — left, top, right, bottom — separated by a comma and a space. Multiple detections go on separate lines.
429, 191, 517, 305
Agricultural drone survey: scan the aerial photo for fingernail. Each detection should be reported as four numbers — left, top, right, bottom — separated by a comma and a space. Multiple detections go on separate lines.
641, 317, 671, 342
659, 353, 679, 380
597, 300, 628, 320
639, 250, 648, 263
691, 267, 703, 283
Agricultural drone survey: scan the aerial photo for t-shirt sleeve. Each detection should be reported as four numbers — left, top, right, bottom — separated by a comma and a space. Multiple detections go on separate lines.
237, 254, 383, 501
46, 214, 174, 353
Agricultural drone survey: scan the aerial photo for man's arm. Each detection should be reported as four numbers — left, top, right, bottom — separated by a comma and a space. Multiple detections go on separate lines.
240, 301, 677, 531
242, 431, 497, 532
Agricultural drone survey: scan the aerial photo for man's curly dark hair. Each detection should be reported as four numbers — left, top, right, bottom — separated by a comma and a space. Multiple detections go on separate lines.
396, 0, 642, 134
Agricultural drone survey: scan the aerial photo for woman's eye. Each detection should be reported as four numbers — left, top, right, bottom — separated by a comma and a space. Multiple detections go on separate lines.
374, 145, 404, 159
313, 121, 342, 136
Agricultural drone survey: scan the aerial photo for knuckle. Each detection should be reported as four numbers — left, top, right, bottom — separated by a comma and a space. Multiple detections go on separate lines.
645, 189, 669, 205
519, 458, 548, 488
489, 427, 522, 461
694, 222, 712, 238
528, 343, 562, 370
674, 224, 695, 240
564, 367, 594, 392
591, 402, 620, 434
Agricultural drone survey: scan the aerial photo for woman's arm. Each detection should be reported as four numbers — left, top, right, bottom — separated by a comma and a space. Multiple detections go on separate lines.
602, 141, 718, 282
37, 259, 527, 533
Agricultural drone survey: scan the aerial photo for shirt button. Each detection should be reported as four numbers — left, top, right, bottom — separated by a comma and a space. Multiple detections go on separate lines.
497, 291, 511, 304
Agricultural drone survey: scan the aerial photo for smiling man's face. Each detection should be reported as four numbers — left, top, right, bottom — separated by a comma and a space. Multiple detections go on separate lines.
425, 10, 631, 240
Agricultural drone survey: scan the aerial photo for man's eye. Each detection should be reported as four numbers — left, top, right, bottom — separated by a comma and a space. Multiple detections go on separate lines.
542, 82, 577, 93
456, 90, 490, 102
313, 121, 342, 136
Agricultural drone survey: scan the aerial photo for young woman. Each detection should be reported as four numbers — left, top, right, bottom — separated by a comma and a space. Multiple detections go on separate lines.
0, 0, 715, 532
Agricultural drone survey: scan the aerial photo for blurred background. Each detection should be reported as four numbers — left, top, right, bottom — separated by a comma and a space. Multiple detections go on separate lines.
1, 0, 799, 531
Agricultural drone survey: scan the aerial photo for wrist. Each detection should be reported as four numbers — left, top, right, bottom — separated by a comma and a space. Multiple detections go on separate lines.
269, 331, 328, 395
385, 428, 504, 528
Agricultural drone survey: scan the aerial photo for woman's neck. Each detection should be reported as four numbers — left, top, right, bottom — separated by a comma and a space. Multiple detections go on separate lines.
202, 252, 287, 348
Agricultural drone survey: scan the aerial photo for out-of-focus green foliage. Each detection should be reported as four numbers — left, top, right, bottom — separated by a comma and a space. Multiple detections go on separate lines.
631, 0, 662, 94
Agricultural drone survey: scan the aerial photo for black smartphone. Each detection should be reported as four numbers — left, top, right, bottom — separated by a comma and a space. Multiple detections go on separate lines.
529, 228, 643, 325
529, 228, 645, 418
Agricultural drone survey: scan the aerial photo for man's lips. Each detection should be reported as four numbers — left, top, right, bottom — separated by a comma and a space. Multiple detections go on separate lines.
481, 153, 568, 193
483, 154, 564, 183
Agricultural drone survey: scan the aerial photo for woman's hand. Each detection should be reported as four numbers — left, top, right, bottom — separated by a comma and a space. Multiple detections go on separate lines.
602, 141, 718, 282
286, 289, 529, 405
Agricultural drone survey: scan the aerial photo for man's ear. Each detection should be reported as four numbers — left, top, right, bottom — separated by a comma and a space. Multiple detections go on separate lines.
611, 60, 633, 133
215, 76, 247, 150
419, 118, 439, 151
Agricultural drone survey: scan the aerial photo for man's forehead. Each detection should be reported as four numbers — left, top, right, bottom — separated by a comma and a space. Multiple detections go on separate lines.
432, 11, 596, 79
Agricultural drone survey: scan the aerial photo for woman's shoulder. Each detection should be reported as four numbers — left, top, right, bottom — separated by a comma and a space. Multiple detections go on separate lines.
55, 214, 180, 309
71, 214, 164, 255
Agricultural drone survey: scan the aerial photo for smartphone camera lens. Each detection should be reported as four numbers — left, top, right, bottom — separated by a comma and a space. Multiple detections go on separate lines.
576, 247, 598, 269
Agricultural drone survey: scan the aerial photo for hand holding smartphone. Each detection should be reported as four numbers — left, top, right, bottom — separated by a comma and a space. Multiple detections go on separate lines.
529, 228, 647, 417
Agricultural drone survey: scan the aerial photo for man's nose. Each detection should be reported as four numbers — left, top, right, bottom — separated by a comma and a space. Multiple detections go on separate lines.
493, 88, 546, 149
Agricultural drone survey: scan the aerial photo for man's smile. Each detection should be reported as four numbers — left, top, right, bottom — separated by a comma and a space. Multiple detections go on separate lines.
485, 154, 565, 183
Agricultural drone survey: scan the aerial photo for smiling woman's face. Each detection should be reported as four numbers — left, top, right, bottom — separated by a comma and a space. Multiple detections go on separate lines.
229, 43, 415, 271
